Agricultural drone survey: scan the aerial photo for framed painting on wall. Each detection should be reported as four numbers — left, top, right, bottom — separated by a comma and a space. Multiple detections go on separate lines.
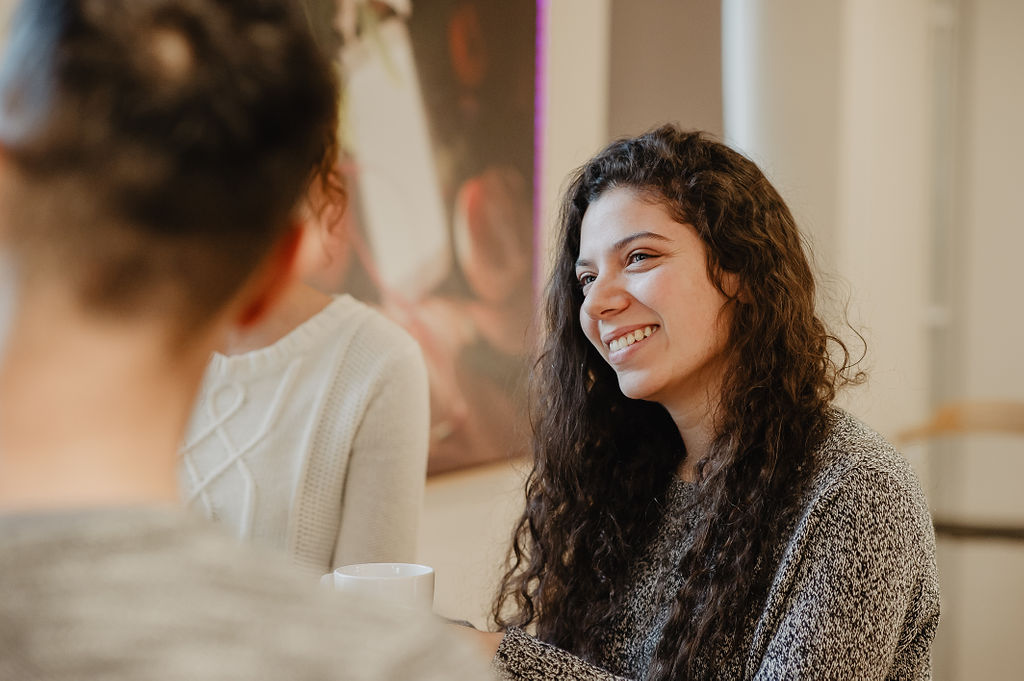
307, 0, 539, 475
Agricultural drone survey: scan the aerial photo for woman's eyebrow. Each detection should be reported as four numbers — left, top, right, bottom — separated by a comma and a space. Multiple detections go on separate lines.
576, 231, 671, 268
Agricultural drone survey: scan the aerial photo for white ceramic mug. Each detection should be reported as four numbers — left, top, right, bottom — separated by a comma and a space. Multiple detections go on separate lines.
321, 562, 434, 610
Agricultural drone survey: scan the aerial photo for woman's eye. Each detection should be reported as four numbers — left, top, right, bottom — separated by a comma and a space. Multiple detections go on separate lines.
628, 252, 653, 265
578, 274, 596, 289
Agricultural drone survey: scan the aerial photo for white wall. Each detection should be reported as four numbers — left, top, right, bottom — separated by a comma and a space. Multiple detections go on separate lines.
958, 0, 1024, 510
931, 0, 1024, 677
722, 0, 843, 262
832, 0, 934, 440
724, 1, 1024, 678
723, 0, 933, 442
537, 0, 611, 277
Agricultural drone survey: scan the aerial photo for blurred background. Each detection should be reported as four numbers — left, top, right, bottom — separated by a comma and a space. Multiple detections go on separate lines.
419, 3, 1023, 681
0, 1, 1019, 678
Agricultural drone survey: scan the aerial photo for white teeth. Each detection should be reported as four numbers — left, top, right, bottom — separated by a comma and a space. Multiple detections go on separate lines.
608, 326, 657, 352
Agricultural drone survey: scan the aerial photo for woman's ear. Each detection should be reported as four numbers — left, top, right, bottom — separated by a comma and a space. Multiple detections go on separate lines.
306, 166, 348, 239
291, 210, 328, 281
294, 175, 354, 291
719, 270, 749, 304
234, 223, 303, 329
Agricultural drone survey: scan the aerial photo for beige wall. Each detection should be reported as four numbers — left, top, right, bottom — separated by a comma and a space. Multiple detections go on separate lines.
722, 0, 843, 262
608, 0, 723, 139
536, 0, 612, 278
417, 461, 527, 627
931, 0, 1024, 677
957, 0, 1024, 510
723, 1, 1024, 678
832, 0, 934, 440
724, 0, 934, 445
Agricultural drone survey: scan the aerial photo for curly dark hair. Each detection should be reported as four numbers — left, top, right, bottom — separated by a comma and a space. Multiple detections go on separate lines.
493, 126, 863, 679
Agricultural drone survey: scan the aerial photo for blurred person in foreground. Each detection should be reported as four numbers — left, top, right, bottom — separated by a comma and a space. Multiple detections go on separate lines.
0, 1, 490, 679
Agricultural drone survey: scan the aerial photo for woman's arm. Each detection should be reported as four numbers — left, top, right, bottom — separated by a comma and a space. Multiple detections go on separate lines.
492, 628, 630, 681
331, 343, 430, 567
751, 465, 939, 680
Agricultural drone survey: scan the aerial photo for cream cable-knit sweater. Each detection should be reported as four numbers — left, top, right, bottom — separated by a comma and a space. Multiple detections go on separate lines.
179, 295, 429, 577
494, 410, 939, 680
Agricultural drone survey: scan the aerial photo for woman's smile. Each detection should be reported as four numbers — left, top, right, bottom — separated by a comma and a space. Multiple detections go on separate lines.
605, 324, 659, 356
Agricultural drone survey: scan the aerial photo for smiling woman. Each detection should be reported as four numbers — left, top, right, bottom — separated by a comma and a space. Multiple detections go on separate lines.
485, 126, 940, 681
576, 188, 732, 426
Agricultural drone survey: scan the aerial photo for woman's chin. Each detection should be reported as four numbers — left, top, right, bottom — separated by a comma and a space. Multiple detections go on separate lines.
615, 375, 659, 402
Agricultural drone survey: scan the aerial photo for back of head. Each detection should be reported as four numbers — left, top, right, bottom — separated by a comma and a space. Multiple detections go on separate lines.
0, 0, 338, 329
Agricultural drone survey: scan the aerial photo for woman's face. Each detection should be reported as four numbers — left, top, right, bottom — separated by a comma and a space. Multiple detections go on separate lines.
575, 187, 733, 415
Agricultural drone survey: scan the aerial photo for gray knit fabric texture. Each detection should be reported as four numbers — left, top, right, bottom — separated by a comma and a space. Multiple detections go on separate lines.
0, 508, 492, 681
495, 410, 939, 680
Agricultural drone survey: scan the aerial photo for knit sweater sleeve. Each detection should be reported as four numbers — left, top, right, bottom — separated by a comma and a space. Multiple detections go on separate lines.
331, 340, 430, 568
494, 627, 630, 681
750, 464, 938, 680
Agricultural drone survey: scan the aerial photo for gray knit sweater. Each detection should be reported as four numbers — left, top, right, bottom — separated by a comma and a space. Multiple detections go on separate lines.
0, 507, 493, 680
494, 410, 939, 680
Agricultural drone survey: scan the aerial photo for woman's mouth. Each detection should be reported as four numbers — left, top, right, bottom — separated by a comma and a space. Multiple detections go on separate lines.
608, 325, 658, 352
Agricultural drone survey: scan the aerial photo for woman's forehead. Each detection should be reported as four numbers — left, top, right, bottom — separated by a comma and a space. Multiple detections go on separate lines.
578, 190, 693, 252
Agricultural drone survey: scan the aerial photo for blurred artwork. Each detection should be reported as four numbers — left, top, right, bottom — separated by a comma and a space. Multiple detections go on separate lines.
311, 0, 537, 474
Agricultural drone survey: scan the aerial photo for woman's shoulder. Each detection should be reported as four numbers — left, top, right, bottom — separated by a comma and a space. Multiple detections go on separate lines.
336, 296, 424, 362
281, 295, 421, 364
812, 408, 915, 486
803, 409, 931, 529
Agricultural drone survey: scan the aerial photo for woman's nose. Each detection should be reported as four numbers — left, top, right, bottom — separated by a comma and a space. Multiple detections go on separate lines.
580, 274, 629, 319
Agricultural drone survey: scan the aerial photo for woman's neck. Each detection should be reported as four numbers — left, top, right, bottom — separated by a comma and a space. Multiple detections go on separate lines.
662, 386, 724, 483
0, 295, 213, 510
672, 417, 714, 482
221, 281, 332, 355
